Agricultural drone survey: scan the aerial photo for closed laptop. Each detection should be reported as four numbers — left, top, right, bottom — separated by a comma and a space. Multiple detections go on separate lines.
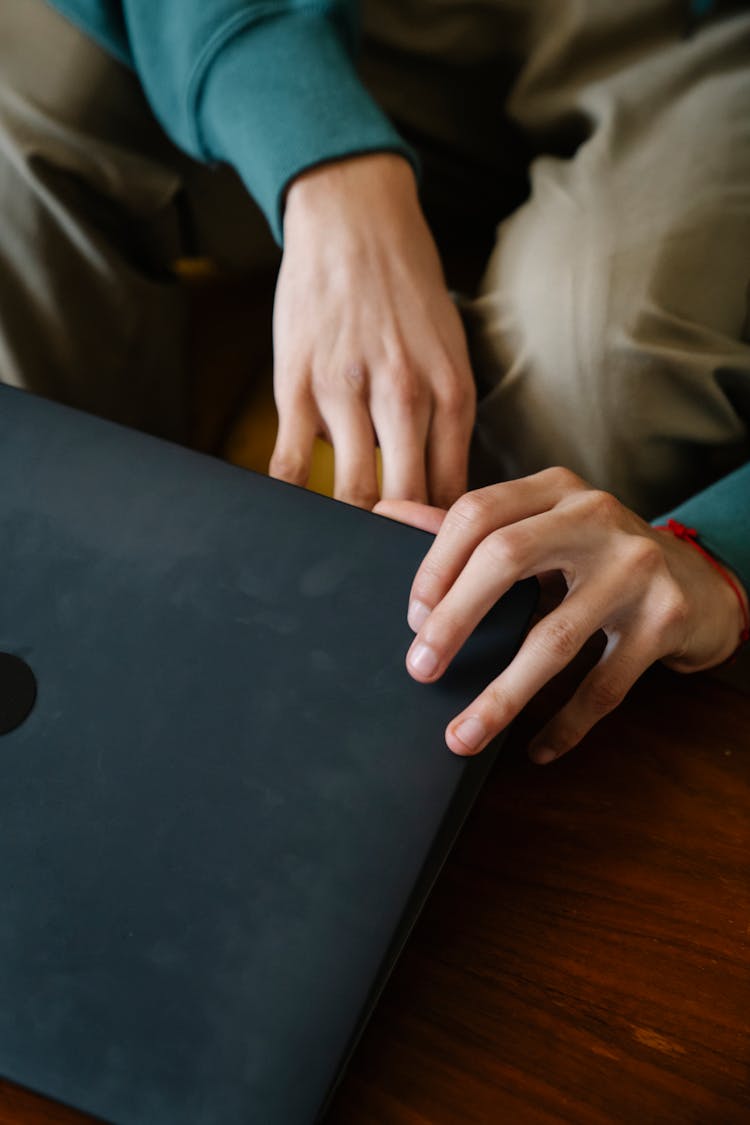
0, 386, 535, 1124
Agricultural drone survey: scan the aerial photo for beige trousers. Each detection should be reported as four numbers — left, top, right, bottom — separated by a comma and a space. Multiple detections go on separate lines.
1, 0, 749, 517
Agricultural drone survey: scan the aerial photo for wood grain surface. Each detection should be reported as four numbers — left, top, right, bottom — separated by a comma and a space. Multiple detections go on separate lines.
1, 665, 748, 1125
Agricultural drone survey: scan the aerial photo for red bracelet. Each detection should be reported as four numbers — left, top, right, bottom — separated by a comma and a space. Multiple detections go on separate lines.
654, 519, 750, 659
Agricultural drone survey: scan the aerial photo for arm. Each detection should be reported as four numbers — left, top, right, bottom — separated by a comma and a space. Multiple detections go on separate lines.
113, 0, 418, 242
102, 1, 475, 506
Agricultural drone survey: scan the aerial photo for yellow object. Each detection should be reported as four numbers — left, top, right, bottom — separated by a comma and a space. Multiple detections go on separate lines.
225, 367, 336, 498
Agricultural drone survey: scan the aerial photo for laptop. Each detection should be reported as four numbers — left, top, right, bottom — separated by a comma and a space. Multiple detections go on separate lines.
0, 385, 536, 1124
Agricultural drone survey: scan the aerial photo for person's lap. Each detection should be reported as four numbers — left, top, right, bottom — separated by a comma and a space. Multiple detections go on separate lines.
362, 0, 750, 514
0, 0, 277, 441
467, 3, 750, 517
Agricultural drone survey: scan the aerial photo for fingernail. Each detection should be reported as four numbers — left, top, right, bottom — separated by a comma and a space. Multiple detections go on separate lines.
408, 642, 439, 677
452, 715, 487, 753
531, 746, 559, 765
408, 599, 431, 632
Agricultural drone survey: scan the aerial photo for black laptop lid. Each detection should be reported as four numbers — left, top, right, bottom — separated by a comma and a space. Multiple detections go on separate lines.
0, 387, 535, 1124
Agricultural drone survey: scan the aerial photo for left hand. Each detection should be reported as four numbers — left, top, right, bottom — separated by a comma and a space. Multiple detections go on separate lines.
375, 468, 748, 764
270, 153, 475, 510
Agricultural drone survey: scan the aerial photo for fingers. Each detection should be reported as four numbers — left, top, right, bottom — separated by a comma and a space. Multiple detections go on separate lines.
366, 356, 473, 507
440, 580, 620, 756
318, 356, 468, 508
406, 505, 583, 679
425, 380, 474, 509
406, 489, 647, 758
373, 500, 447, 534
269, 388, 318, 487
410, 468, 585, 617
323, 395, 379, 509
527, 633, 654, 764
424, 302, 475, 507
375, 500, 447, 626
406, 528, 536, 681
372, 391, 430, 504
390, 471, 707, 766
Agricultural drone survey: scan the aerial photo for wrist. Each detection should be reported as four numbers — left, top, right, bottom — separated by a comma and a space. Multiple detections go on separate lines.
726, 565, 750, 643
283, 152, 418, 230
655, 521, 749, 666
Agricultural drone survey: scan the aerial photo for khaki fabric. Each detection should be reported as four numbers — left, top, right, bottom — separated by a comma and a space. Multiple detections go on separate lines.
1, 0, 749, 517
474, 6, 750, 517
362, 0, 750, 516
0, 0, 276, 441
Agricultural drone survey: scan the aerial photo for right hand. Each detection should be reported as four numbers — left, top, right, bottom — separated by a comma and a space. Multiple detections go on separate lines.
376, 469, 748, 763
269, 153, 476, 510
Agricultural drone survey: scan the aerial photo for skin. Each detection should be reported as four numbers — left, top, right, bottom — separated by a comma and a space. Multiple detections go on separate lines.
375, 468, 749, 764
270, 153, 475, 509
271, 155, 746, 759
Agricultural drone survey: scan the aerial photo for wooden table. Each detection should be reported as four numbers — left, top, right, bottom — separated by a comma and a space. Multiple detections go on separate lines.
2, 666, 748, 1125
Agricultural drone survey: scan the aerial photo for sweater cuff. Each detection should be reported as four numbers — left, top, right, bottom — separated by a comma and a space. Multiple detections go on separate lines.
197, 11, 419, 244
653, 461, 750, 594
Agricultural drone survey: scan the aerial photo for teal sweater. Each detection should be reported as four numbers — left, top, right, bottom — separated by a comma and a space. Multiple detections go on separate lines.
46, 0, 417, 243
46, 1, 750, 597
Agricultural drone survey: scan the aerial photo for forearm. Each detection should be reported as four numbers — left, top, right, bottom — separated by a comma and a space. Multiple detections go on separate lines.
117, 0, 417, 242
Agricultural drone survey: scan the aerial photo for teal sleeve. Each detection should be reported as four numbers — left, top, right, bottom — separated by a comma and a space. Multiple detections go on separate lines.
654, 462, 750, 593
44, 1, 132, 65
117, 0, 417, 244
198, 13, 418, 244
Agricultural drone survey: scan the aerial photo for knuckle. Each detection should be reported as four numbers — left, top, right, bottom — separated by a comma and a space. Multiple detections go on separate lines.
655, 589, 690, 634
412, 557, 446, 602
310, 368, 335, 399
269, 453, 306, 482
312, 364, 365, 400
580, 488, 622, 524
449, 488, 495, 530
421, 607, 461, 652
483, 680, 517, 726
436, 374, 474, 418
477, 528, 523, 572
626, 536, 665, 575
536, 615, 580, 662
343, 361, 367, 392
543, 465, 585, 493
389, 370, 425, 413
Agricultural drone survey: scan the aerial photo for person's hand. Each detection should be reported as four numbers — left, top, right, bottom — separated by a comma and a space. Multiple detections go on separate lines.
269, 154, 475, 509
375, 468, 748, 763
